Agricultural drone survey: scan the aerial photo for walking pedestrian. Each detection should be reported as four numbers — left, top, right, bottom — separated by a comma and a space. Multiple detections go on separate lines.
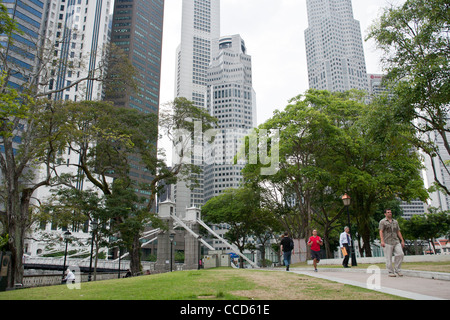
280, 232, 294, 271
307, 230, 323, 272
379, 209, 405, 277
339, 227, 351, 268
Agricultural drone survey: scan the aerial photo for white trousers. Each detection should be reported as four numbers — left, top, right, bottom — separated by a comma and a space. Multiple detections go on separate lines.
383, 243, 404, 274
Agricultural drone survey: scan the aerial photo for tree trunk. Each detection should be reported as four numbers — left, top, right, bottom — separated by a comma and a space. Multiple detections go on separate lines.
8, 223, 24, 288
129, 233, 142, 275
7, 187, 32, 287
323, 235, 332, 259
94, 236, 99, 281
260, 246, 266, 267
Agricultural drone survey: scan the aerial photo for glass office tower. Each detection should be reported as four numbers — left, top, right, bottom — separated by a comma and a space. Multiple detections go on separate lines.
107, 0, 165, 197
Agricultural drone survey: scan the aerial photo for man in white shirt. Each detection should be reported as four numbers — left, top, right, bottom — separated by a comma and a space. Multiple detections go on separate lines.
63, 268, 76, 284
339, 227, 351, 268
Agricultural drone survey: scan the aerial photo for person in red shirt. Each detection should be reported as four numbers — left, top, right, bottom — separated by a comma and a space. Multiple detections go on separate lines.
307, 230, 323, 272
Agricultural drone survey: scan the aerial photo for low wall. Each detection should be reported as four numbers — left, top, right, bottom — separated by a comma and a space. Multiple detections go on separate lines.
21, 273, 121, 288
21, 262, 187, 288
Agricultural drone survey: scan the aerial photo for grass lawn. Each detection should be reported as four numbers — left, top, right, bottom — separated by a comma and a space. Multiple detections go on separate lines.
0, 268, 406, 300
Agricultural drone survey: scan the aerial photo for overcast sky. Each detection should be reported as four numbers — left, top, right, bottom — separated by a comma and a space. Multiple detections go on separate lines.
158, 0, 405, 163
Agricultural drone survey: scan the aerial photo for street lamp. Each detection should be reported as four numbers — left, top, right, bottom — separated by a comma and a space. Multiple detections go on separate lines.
62, 230, 72, 280
342, 194, 357, 266
88, 220, 98, 282
169, 232, 176, 272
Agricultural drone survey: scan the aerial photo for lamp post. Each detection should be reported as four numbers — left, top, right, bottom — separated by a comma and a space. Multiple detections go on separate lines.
88, 220, 98, 282
169, 232, 175, 272
118, 246, 122, 279
62, 230, 72, 280
342, 194, 357, 266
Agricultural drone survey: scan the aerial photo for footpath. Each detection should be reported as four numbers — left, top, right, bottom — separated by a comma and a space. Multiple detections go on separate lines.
287, 267, 450, 300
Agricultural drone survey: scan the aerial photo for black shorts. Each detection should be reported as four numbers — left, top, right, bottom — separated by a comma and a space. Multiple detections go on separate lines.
311, 250, 321, 261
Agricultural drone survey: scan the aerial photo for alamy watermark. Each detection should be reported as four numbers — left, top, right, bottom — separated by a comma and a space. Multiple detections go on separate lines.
366, 265, 381, 290
173, 121, 280, 176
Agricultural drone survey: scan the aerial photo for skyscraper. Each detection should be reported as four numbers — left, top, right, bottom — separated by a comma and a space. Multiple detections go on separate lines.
202, 35, 257, 251
25, 0, 165, 256
0, 0, 45, 89
109, 0, 164, 116
172, 0, 220, 215
304, 0, 369, 92
107, 0, 165, 195
24, 0, 114, 256
39, 0, 112, 101
204, 34, 256, 203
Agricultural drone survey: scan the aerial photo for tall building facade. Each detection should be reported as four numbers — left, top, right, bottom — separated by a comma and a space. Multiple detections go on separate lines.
22, 0, 165, 256
0, 0, 45, 89
304, 0, 369, 92
204, 34, 256, 203
109, 0, 164, 115
423, 131, 450, 212
172, 0, 220, 216
24, 0, 114, 257
107, 0, 165, 198
36, 0, 112, 197
39, 0, 112, 101
203, 35, 257, 251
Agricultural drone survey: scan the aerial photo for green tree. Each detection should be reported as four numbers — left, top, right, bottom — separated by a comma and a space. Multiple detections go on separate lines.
202, 187, 259, 268
37, 187, 109, 279
0, 36, 134, 288
247, 206, 284, 267
146, 97, 218, 211
242, 89, 428, 257
50, 98, 216, 274
0, 2, 17, 37
367, 0, 450, 195
338, 93, 428, 256
104, 178, 165, 275
400, 209, 450, 253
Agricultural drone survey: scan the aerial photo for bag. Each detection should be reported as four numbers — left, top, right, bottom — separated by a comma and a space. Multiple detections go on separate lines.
290, 238, 294, 251
341, 246, 348, 256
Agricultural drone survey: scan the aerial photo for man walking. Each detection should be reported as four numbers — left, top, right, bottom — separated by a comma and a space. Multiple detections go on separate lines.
307, 230, 323, 272
280, 232, 294, 271
339, 227, 351, 268
379, 209, 405, 277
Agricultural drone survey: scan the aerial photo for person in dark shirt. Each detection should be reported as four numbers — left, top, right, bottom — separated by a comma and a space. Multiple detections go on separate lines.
280, 232, 294, 271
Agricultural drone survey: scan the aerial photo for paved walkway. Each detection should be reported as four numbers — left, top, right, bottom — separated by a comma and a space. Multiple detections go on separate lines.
286, 267, 450, 300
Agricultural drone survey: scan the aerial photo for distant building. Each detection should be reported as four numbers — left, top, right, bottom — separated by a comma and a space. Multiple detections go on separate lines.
367, 74, 385, 97
172, 0, 221, 215
107, 0, 165, 194
0, 0, 45, 89
204, 34, 256, 203
39, 0, 112, 101
304, 0, 369, 92
422, 130, 450, 212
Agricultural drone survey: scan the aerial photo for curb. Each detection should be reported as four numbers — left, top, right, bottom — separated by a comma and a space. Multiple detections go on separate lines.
288, 267, 450, 281
294, 270, 446, 300
266, 268, 449, 300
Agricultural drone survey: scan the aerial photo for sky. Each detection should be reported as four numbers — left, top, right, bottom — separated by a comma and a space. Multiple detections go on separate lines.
158, 0, 405, 163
